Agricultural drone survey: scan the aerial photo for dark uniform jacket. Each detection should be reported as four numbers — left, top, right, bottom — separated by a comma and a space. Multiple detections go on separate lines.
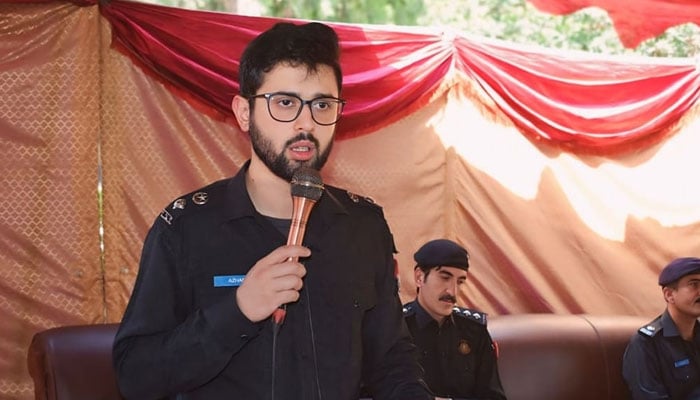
403, 300, 507, 400
623, 310, 700, 400
112, 162, 431, 400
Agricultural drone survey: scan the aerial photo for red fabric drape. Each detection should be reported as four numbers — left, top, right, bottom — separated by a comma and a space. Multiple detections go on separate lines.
527, 0, 700, 49
455, 38, 700, 152
100, 1, 450, 139
100, 0, 700, 154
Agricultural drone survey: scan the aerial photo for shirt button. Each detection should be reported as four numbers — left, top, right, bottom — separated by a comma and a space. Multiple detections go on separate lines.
353, 300, 360, 308
240, 334, 249, 340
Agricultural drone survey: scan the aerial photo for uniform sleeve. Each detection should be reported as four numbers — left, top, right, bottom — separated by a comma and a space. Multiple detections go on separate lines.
622, 335, 671, 400
359, 224, 432, 400
112, 219, 262, 400
467, 329, 508, 400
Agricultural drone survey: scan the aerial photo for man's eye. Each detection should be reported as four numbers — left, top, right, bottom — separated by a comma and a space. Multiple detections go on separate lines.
272, 95, 299, 107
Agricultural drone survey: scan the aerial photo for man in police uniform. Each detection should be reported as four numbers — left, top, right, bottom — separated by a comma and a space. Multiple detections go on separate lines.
112, 22, 431, 400
403, 239, 507, 400
623, 257, 700, 400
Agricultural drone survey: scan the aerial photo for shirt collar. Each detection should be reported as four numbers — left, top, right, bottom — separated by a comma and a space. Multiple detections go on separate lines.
660, 309, 700, 339
413, 299, 453, 329
223, 160, 256, 221
661, 310, 680, 337
222, 160, 348, 227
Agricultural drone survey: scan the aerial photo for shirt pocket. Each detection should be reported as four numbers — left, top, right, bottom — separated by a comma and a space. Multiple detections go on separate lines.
670, 358, 694, 383
314, 281, 377, 361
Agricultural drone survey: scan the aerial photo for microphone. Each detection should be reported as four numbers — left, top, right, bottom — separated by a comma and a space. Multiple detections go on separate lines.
272, 167, 324, 326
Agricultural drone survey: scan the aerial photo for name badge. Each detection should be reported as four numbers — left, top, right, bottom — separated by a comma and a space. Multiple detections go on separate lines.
675, 358, 690, 368
213, 275, 245, 287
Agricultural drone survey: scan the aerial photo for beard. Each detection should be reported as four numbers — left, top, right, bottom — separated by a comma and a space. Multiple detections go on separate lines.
249, 119, 334, 181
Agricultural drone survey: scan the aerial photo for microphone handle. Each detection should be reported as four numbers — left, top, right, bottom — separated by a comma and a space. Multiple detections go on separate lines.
287, 196, 316, 246
272, 195, 317, 325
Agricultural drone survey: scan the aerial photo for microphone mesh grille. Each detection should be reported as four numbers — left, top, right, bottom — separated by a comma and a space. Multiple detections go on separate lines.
291, 167, 324, 201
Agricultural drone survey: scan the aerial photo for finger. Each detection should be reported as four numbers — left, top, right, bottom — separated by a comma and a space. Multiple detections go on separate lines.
276, 288, 302, 305
262, 245, 311, 265
268, 274, 305, 292
266, 261, 307, 280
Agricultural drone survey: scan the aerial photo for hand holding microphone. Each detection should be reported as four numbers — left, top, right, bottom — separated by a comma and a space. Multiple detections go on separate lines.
273, 167, 324, 325
236, 168, 324, 324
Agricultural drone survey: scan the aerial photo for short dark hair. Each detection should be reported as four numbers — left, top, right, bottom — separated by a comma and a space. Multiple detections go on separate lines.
238, 22, 343, 98
414, 264, 440, 280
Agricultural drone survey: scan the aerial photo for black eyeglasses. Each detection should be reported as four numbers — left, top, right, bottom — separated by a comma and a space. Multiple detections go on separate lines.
248, 92, 346, 126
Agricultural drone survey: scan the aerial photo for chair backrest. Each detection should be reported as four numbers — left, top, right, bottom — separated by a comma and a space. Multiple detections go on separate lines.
488, 314, 646, 400
27, 323, 123, 400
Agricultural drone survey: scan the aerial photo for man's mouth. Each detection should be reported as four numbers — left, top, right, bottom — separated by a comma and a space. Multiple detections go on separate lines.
288, 142, 316, 160
291, 145, 312, 152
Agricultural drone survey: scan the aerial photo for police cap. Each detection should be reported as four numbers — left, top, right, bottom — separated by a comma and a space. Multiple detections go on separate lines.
414, 239, 469, 271
658, 257, 700, 286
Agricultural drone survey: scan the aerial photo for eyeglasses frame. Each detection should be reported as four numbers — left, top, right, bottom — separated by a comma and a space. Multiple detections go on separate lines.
248, 92, 346, 126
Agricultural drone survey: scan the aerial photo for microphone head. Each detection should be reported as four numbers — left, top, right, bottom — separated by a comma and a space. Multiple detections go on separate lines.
291, 167, 324, 201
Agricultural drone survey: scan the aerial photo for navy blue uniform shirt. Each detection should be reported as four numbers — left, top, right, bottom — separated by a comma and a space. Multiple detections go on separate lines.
113, 162, 430, 400
623, 310, 700, 400
403, 300, 507, 400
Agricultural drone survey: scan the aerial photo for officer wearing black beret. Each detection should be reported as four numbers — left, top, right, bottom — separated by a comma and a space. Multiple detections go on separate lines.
623, 257, 700, 400
403, 239, 508, 400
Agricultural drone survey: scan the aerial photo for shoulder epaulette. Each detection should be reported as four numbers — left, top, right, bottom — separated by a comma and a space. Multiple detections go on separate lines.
158, 179, 228, 226
327, 185, 383, 211
638, 318, 662, 337
452, 306, 488, 325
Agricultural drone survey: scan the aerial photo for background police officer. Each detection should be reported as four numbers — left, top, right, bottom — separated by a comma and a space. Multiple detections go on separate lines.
623, 257, 700, 400
403, 239, 507, 400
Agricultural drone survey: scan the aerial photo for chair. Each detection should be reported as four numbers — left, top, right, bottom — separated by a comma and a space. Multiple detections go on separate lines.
27, 323, 123, 400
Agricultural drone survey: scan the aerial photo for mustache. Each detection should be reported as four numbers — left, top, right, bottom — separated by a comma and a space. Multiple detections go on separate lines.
285, 133, 319, 148
439, 294, 456, 303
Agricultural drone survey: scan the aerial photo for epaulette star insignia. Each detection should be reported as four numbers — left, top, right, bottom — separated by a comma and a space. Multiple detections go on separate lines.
192, 192, 208, 205
172, 198, 186, 210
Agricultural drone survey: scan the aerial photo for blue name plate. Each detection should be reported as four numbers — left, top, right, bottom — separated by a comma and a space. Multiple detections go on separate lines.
675, 358, 690, 368
213, 275, 245, 287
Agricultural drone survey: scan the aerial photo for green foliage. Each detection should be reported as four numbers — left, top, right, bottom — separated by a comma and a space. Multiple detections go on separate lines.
148, 0, 700, 57
256, 0, 699, 57
260, 0, 425, 24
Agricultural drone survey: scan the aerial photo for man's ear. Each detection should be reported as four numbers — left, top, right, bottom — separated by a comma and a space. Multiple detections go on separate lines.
231, 95, 250, 132
662, 286, 674, 303
414, 268, 424, 287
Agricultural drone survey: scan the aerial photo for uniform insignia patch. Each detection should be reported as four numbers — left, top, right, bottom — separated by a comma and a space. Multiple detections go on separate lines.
453, 306, 487, 325
172, 198, 186, 209
159, 209, 173, 225
192, 192, 208, 205
347, 191, 360, 203
458, 340, 471, 355
640, 325, 657, 336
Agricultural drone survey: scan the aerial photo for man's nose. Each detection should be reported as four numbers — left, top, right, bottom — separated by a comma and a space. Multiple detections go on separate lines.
294, 103, 316, 131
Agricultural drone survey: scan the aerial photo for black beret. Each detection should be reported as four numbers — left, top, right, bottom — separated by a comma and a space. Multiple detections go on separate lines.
658, 257, 700, 286
414, 239, 469, 271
